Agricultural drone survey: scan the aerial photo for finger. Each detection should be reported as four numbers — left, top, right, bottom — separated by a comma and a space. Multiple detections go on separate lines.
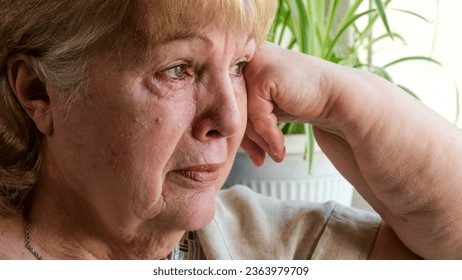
247, 112, 286, 162
245, 117, 286, 163
245, 119, 271, 155
240, 133, 266, 166
247, 95, 285, 158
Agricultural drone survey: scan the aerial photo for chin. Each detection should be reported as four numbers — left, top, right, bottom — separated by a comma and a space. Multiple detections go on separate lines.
164, 187, 218, 231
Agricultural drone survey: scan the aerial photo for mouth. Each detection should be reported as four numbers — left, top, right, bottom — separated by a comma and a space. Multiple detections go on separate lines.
173, 163, 225, 184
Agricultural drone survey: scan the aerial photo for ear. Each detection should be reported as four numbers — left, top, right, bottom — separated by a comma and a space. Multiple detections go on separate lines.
7, 55, 53, 135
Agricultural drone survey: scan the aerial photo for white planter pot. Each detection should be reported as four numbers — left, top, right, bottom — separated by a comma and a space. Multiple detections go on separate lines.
224, 135, 354, 206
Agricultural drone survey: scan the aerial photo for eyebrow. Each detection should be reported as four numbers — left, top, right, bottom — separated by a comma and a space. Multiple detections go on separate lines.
156, 32, 213, 46
156, 32, 255, 47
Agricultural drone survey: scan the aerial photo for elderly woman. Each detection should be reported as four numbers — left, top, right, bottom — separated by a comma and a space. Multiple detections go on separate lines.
1, 0, 461, 259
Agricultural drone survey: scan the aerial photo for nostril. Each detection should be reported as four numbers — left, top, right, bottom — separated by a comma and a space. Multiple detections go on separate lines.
206, 129, 221, 137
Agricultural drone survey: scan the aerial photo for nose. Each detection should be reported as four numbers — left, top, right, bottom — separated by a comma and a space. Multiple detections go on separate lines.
192, 73, 244, 141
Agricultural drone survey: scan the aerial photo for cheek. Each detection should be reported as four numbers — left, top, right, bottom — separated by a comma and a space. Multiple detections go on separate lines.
53, 92, 196, 191
105, 101, 195, 173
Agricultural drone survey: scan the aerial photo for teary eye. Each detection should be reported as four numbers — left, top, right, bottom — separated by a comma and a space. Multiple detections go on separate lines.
230, 61, 247, 77
162, 64, 190, 80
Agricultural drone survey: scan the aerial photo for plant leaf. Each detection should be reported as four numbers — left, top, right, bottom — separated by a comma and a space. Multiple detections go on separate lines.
304, 124, 315, 174
370, 32, 406, 46
383, 56, 442, 68
373, 0, 393, 39
392, 8, 433, 23
397, 84, 421, 100
324, 9, 376, 59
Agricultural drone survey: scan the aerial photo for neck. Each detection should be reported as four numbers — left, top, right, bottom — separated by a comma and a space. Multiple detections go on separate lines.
27, 179, 183, 260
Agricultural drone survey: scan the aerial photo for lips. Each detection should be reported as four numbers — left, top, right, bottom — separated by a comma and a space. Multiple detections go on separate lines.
173, 163, 224, 184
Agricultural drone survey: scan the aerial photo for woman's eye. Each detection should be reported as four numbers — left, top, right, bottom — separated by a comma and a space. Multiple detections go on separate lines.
162, 64, 189, 80
230, 61, 247, 76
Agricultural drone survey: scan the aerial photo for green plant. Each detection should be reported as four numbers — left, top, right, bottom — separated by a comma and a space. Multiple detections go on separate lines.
268, 0, 454, 172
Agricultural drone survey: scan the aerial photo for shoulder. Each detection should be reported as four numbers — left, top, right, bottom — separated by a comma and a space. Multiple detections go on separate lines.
201, 185, 381, 259
0, 212, 32, 259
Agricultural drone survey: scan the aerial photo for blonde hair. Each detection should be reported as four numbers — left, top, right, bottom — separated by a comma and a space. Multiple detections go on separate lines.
0, 0, 278, 213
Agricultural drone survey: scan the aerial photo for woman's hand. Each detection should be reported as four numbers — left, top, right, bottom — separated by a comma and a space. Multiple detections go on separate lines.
241, 42, 337, 165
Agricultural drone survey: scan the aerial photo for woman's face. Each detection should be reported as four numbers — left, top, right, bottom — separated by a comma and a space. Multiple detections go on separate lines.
45, 25, 255, 233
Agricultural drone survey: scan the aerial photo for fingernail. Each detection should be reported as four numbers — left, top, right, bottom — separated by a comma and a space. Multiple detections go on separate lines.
272, 146, 286, 163
250, 155, 264, 167
271, 145, 285, 159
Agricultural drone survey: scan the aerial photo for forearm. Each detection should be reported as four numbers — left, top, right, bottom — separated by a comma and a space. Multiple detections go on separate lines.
324, 66, 462, 258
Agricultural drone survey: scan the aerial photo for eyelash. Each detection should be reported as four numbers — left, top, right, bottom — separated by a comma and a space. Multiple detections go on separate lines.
160, 59, 248, 81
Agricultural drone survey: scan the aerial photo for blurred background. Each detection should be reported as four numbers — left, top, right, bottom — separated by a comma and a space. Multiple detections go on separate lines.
370, 0, 461, 125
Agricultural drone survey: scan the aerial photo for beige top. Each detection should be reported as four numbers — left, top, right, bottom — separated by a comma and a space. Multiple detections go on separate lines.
197, 185, 381, 260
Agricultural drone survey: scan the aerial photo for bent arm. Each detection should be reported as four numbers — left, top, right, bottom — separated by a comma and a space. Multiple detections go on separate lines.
325, 66, 462, 259
368, 222, 421, 259
244, 42, 462, 259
